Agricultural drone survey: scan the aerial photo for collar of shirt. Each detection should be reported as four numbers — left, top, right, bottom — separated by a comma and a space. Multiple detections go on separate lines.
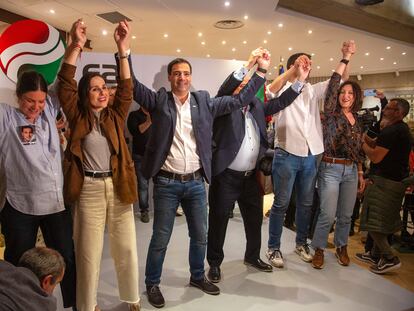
172, 92, 191, 107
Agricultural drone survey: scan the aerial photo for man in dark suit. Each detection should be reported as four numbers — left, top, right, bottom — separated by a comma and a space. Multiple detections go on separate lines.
207, 51, 310, 282
130, 51, 269, 308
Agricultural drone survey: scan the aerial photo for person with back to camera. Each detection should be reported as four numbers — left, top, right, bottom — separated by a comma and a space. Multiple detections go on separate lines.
311, 40, 366, 269
0, 72, 77, 310
57, 19, 140, 311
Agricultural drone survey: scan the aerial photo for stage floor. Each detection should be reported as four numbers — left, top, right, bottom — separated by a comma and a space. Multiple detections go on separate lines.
56, 211, 414, 311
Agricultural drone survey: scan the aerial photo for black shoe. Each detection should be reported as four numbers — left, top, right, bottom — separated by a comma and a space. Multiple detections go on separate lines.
189, 276, 220, 295
207, 266, 221, 283
146, 285, 165, 308
244, 258, 273, 272
370, 256, 401, 274
141, 211, 150, 223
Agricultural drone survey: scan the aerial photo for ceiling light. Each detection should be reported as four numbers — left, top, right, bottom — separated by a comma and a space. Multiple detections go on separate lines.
268, 73, 272, 75
263, 40, 268, 44
243, 40, 247, 44
281, 58, 284, 61
176, 48, 181, 53
49, 9, 55, 14
360, 66, 364, 69
224, 1, 230, 7
393, 61, 397, 65
316, 66, 320, 69
402, 52, 406, 55
232, 47, 236, 52
244, 15, 248, 20
201, 41, 206, 45
380, 57, 384, 61
278, 23, 283, 28
308, 30, 312, 34
198, 32, 203, 37
329, 57, 333, 61
274, 66, 278, 69
102, 30, 108, 36
311, 53, 315, 56
206, 54, 210, 58
331, 69, 335, 72
132, 35, 136, 39
163, 33, 168, 38
365, 52, 370, 56
267, 30, 272, 35
222, 40, 226, 45
386, 46, 391, 50
288, 47, 292, 51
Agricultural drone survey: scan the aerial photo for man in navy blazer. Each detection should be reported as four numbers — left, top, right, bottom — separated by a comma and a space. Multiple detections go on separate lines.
129, 52, 268, 308
207, 51, 311, 282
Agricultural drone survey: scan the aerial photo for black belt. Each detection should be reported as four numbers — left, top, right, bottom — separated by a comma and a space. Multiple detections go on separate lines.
156, 169, 203, 182
84, 171, 113, 178
226, 168, 256, 177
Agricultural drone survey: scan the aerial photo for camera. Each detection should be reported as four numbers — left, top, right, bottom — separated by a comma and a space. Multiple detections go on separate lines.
357, 106, 380, 131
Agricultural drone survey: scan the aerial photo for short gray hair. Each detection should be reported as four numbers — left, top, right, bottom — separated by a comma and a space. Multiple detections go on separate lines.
18, 247, 65, 284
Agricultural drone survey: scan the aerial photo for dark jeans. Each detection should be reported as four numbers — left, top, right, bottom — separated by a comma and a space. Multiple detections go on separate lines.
0, 200, 76, 308
145, 175, 207, 286
207, 169, 263, 267
133, 154, 149, 212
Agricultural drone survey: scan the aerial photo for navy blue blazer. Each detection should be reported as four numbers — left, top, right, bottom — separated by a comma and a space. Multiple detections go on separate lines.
211, 72, 300, 176
131, 70, 265, 183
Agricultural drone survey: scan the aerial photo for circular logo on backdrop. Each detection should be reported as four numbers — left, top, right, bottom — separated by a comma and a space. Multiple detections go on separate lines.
0, 19, 65, 85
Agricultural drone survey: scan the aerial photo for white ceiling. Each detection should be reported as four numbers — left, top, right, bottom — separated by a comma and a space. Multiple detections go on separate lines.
1, 0, 414, 78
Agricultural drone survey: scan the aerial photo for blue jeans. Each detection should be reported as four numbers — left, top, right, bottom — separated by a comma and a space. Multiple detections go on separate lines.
133, 154, 149, 212
312, 162, 358, 249
145, 175, 207, 286
268, 148, 317, 250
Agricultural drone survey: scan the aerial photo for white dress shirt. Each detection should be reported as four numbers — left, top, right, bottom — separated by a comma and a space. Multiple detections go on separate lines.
161, 92, 201, 174
228, 108, 260, 171
266, 80, 329, 157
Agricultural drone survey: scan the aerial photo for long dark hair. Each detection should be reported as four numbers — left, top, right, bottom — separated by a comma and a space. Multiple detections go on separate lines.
77, 72, 103, 115
338, 80, 362, 113
16, 71, 48, 98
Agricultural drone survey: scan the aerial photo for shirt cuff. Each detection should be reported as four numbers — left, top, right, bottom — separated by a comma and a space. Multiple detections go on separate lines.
233, 66, 249, 81
291, 80, 305, 94
265, 84, 276, 99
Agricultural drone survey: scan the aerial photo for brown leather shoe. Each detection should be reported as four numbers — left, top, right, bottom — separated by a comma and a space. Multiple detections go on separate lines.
336, 245, 350, 266
312, 248, 324, 269
129, 303, 141, 311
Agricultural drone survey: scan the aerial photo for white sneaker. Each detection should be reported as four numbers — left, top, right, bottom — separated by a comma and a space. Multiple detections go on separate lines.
266, 249, 284, 268
295, 244, 313, 262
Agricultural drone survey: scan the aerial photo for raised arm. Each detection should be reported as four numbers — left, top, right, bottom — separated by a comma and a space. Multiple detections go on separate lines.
324, 40, 355, 114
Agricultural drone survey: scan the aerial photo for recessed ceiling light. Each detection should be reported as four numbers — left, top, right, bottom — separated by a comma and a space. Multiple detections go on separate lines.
267, 30, 272, 35
243, 40, 247, 44
132, 35, 136, 39
393, 61, 397, 65
365, 52, 370, 56
224, 1, 230, 7
268, 72, 272, 75
206, 54, 211, 58
176, 48, 181, 53
380, 57, 384, 61
274, 66, 278, 69
288, 47, 292, 51
102, 30, 108, 36
317, 66, 320, 69
232, 47, 236, 52
329, 57, 333, 61
222, 40, 226, 45
386, 46, 391, 50
308, 30, 312, 34
244, 15, 248, 20
198, 32, 203, 37
163, 33, 168, 38
360, 66, 364, 69
278, 23, 283, 28
263, 40, 268, 44
49, 9, 55, 14
402, 52, 406, 55
201, 41, 206, 45
311, 53, 315, 56
281, 57, 284, 61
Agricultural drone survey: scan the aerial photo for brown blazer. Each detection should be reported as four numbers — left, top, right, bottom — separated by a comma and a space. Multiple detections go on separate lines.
57, 63, 137, 204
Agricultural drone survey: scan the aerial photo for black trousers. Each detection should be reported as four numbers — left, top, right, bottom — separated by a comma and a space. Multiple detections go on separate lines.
0, 200, 76, 308
207, 169, 263, 267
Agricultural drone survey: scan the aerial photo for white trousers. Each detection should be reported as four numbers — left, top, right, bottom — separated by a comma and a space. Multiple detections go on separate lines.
73, 176, 139, 311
